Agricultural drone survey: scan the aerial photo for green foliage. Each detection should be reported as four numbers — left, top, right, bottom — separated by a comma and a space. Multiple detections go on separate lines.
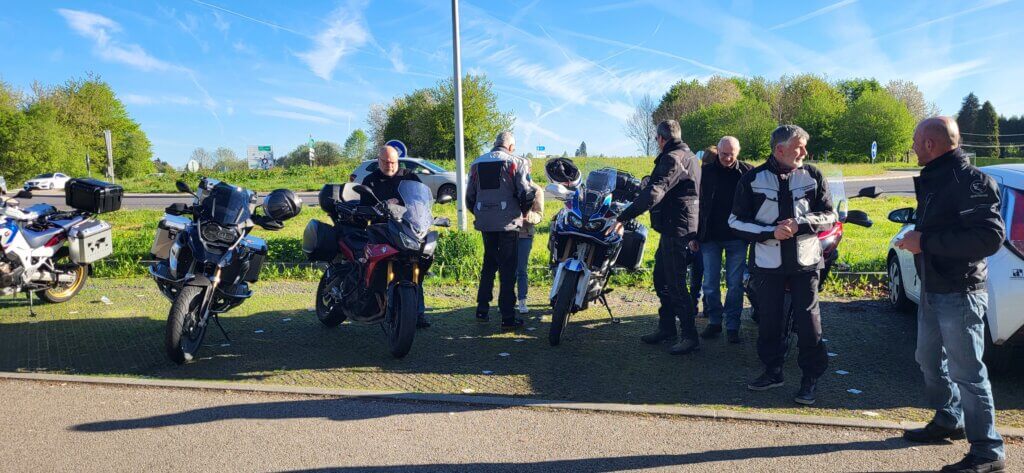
679, 97, 775, 160
653, 76, 741, 123
956, 93, 981, 136
341, 129, 369, 159
280, 141, 344, 167
789, 76, 847, 157
213, 147, 247, 172
974, 101, 1000, 158
836, 78, 882, 104
575, 141, 588, 157
834, 90, 915, 162
998, 115, 1024, 157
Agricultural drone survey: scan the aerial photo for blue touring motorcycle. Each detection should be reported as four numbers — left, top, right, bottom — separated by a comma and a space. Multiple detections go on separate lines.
544, 159, 647, 346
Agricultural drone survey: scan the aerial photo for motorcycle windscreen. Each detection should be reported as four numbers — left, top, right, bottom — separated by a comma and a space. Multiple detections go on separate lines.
580, 167, 617, 218
198, 182, 254, 226
397, 180, 434, 238
825, 170, 847, 221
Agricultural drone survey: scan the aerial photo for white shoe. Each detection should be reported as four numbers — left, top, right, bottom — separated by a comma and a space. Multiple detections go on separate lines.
517, 300, 529, 314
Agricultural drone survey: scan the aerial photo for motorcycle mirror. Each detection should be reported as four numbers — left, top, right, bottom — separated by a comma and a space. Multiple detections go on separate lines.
888, 207, 915, 224
856, 186, 882, 199
845, 209, 873, 228
175, 180, 195, 195
436, 193, 454, 205
433, 217, 451, 227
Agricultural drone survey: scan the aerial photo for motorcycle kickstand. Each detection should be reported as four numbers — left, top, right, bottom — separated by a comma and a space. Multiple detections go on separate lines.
26, 291, 37, 317
211, 313, 231, 342
599, 294, 620, 324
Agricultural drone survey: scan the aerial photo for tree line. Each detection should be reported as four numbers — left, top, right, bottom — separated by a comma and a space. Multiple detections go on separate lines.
955, 92, 1023, 158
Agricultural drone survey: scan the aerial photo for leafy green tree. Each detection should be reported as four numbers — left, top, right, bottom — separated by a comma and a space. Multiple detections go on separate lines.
342, 129, 369, 159
833, 90, 915, 162
679, 97, 775, 160
885, 80, 939, 122
790, 77, 847, 157
153, 158, 176, 174
653, 76, 741, 123
575, 141, 588, 157
836, 78, 882, 104
281, 141, 344, 167
190, 147, 214, 169
956, 93, 981, 136
213, 147, 247, 171
974, 101, 1000, 158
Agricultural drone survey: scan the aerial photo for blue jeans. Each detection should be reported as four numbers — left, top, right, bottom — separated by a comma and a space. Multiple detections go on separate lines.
515, 236, 533, 301
701, 240, 747, 331
916, 291, 1004, 461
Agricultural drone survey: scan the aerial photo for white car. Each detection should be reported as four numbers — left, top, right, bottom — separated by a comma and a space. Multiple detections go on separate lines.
23, 173, 72, 191
349, 158, 457, 203
887, 164, 1024, 372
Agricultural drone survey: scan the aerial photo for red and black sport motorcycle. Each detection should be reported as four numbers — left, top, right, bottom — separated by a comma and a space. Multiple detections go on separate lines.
302, 180, 450, 358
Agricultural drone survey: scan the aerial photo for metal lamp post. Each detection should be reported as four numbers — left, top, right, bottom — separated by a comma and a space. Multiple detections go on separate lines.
452, 0, 468, 231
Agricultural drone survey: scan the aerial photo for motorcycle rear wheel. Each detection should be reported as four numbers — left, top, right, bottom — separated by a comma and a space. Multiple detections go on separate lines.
384, 284, 418, 358
165, 285, 208, 364
37, 261, 88, 303
549, 271, 580, 346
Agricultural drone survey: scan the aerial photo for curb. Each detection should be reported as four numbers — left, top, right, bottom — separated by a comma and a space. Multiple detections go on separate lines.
3, 371, 1021, 438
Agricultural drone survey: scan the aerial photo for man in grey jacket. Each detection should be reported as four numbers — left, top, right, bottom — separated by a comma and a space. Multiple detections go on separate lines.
467, 131, 536, 329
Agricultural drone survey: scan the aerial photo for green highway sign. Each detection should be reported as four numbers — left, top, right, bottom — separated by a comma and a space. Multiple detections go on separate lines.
258, 146, 271, 151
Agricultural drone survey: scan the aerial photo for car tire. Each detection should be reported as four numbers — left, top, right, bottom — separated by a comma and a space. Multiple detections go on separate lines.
437, 184, 456, 204
887, 255, 915, 314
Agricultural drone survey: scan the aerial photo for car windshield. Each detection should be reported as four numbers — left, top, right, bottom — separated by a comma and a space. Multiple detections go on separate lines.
417, 160, 448, 173
397, 180, 433, 237
198, 181, 253, 226
35, 174, 54, 179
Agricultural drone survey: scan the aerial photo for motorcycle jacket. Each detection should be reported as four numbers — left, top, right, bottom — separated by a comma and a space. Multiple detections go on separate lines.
466, 147, 536, 233
616, 138, 701, 238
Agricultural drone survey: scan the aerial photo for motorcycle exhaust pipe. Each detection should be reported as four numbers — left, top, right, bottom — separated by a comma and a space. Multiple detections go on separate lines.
30, 270, 78, 284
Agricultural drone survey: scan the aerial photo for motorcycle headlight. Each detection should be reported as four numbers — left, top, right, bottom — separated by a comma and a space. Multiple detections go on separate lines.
584, 219, 606, 232
200, 222, 240, 245
399, 231, 422, 251
567, 213, 583, 229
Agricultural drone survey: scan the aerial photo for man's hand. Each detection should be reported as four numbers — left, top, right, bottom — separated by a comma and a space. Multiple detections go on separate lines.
895, 230, 923, 255
780, 218, 799, 235
606, 221, 624, 236
387, 198, 400, 205
688, 240, 700, 252
773, 218, 798, 240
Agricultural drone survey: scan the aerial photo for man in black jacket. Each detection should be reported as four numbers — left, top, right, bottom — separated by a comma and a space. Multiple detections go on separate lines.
897, 117, 1005, 473
694, 137, 754, 344
730, 125, 836, 405
614, 120, 702, 355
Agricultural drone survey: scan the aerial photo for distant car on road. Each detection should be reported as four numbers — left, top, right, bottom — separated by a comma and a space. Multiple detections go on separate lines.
23, 173, 72, 191
350, 158, 457, 203
0, 175, 7, 195
886, 164, 1024, 372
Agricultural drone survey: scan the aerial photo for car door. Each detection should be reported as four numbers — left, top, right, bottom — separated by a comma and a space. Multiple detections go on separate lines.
892, 221, 921, 303
402, 161, 441, 197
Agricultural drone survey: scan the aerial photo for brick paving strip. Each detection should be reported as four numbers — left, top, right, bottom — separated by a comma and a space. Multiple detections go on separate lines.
2, 277, 1023, 430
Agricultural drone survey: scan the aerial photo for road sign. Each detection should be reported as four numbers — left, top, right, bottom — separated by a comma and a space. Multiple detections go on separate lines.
258, 145, 271, 152
186, 160, 200, 172
247, 145, 274, 170
536, 145, 545, 151
870, 141, 878, 161
385, 139, 408, 157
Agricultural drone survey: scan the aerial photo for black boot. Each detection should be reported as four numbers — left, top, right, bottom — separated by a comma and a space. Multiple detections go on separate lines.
903, 421, 967, 443
941, 454, 1005, 472
416, 313, 431, 329
727, 329, 741, 344
669, 337, 700, 355
700, 324, 722, 339
747, 369, 784, 391
794, 377, 817, 405
641, 330, 676, 344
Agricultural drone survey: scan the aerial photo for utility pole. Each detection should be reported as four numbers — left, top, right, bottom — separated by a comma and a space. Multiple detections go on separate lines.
103, 129, 115, 182
85, 152, 92, 178
308, 135, 316, 166
452, 0, 468, 231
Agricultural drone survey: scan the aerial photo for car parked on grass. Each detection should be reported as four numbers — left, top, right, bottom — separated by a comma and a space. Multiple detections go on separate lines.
886, 164, 1024, 372
23, 173, 72, 191
349, 158, 457, 203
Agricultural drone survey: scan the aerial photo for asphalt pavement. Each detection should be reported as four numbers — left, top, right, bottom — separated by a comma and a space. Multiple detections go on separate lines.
2, 378, 1015, 472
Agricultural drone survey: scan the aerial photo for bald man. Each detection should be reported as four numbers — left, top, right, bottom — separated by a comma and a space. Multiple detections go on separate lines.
898, 117, 1006, 472
362, 145, 421, 206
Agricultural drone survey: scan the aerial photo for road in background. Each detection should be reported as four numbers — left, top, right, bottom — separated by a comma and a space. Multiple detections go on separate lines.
2, 378, 1012, 472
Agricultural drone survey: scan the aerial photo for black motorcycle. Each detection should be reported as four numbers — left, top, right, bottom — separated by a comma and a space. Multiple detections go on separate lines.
149, 178, 301, 364
303, 180, 450, 358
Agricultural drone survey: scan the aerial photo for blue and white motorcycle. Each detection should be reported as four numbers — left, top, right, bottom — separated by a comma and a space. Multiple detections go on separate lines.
544, 159, 647, 346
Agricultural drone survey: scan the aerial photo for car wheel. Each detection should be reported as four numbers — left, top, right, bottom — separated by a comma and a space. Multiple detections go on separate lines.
887, 256, 915, 313
437, 184, 456, 203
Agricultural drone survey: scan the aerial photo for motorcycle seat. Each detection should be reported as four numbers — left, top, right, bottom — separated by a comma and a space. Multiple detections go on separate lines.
22, 225, 63, 248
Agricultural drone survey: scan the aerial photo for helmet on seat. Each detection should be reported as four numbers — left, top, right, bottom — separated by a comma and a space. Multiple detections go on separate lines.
544, 157, 581, 188
263, 189, 302, 221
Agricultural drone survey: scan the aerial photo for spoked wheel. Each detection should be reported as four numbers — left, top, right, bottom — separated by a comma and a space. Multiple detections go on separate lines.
165, 285, 208, 364
37, 261, 88, 303
384, 283, 418, 358
315, 267, 348, 327
549, 271, 580, 346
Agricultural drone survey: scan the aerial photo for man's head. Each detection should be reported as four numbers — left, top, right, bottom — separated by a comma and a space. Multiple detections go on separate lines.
378, 145, 400, 177
494, 131, 516, 153
770, 125, 810, 170
718, 136, 741, 167
912, 116, 959, 166
655, 120, 681, 151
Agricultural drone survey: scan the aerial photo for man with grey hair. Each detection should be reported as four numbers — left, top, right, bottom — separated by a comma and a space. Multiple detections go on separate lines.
614, 119, 702, 355
730, 124, 836, 405
467, 131, 536, 329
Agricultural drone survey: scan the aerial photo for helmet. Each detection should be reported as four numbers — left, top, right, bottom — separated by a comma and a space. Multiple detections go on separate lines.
263, 189, 302, 221
544, 157, 581, 188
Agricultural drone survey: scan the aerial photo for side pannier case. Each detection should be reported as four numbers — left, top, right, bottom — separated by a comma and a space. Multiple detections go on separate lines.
150, 215, 190, 260
302, 220, 338, 262
65, 178, 123, 214
614, 223, 648, 271
68, 220, 114, 264
240, 236, 268, 282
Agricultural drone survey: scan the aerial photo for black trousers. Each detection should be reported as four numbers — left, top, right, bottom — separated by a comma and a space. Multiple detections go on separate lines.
652, 235, 697, 339
477, 231, 519, 321
751, 271, 828, 378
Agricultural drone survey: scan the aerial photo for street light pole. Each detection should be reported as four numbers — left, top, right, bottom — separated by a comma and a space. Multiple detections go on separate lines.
452, 0, 468, 231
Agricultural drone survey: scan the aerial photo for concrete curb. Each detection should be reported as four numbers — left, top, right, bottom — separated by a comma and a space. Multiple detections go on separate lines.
3, 371, 1021, 438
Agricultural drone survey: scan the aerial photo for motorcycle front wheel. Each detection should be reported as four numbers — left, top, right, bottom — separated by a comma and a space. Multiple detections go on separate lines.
384, 283, 418, 358
549, 270, 580, 346
315, 268, 348, 327
165, 285, 208, 364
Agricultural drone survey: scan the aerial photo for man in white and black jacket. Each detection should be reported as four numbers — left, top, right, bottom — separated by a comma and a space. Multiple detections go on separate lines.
729, 125, 837, 405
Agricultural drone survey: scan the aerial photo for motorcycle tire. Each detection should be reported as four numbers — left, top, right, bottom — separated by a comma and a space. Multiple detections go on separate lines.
385, 284, 418, 358
315, 270, 347, 327
165, 285, 208, 364
549, 270, 580, 346
37, 262, 88, 303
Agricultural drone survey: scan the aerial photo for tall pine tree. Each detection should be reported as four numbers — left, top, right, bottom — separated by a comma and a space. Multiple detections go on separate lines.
956, 93, 981, 136
976, 101, 1000, 158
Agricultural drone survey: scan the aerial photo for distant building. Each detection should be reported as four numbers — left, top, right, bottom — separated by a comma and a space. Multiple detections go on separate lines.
247, 145, 275, 170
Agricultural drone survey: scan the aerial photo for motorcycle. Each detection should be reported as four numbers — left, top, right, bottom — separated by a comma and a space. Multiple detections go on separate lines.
302, 180, 450, 358
544, 158, 647, 346
0, 179, 121, 314
149, 178, 302, 364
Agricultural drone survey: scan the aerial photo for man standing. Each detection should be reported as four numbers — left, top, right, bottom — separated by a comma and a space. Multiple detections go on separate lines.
467, 131, 536, 330
730, 125, 836, 405
897, 117, 1006, 473
362, 145, 430, 328
614, 120, 702, 355
695, 137, 753, 344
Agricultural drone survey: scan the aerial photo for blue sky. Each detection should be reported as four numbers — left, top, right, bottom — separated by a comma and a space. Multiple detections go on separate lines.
2, 0, 1022, 165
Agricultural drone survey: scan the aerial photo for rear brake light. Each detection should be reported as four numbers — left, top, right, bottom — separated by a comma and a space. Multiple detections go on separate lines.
1010, 188, 1024, 255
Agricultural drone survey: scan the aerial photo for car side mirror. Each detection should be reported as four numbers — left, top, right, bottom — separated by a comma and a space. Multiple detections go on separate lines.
436, 193, 454, 204
14, 190, 32, 199
888, 207, 915, 224
845, 209, 873, 228
856, 186, 882, 199
175, 181, 194, 195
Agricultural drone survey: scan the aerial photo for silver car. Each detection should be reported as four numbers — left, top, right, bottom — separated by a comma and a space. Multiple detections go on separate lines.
350, 158, 457, 203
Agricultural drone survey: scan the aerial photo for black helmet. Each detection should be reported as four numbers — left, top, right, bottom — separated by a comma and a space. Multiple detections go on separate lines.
544, 157, 581, 188
263, 189, 302, 221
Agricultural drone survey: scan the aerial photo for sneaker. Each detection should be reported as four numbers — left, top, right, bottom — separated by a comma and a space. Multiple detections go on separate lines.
747, 370, 784, 391
794, 377, 817, 405
700, 324, 722, 339
941, 454, 1006, 473
416, 314, 431, 329
641, 330, 677, 345
669, 337, 700, 355
903, 421, 967, 443
517, 299, 529, 314
501, 318, 525, 330
727, 329, 741, 344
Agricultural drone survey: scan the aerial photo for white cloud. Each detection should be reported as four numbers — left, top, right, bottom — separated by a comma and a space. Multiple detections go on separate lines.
122, 94, 199, 106
769, 0, 858, 31
58, 8, 174, 72
273, 97, 352, 118
295, 2, 370, 80
253, 109, 336, 124
592, 101, 635, 120
387, 44, 407, 73
211, 11, 230, 33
